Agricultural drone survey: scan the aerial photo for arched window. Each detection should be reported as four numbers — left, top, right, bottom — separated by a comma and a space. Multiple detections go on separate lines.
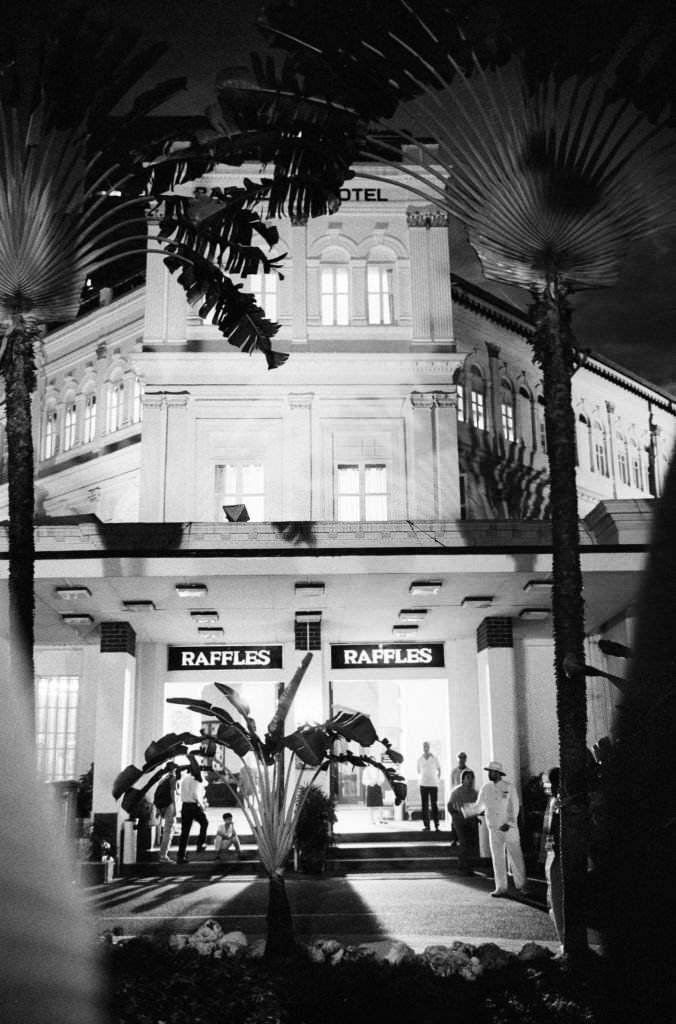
43, 403, 58, 460
250, 271, 278, 321
576, 413, 591, 470
131, 376, 144, 425
630, 438, 644, 489
469, 365, 485, 430
366, 246, 395, 325
63, 399, 77, 452
82, 387, 97, 444
616, 431, 629, 485
500, 378, 515, 442
537, 396, 547, 452
106, 376, 125, 433
453, 368, 465, 422
320, 248, 350, 325
593, 420, 609, 476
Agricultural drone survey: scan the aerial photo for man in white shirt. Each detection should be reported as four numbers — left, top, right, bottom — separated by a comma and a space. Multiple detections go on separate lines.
176, 763, 209, 864
462, 760, 530, 897
417, 740, 442, 832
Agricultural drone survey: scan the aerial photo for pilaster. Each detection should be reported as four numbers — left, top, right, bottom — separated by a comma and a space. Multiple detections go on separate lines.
406, 206, 454, 345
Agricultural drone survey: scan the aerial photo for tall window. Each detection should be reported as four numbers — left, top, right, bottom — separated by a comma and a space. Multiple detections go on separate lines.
500, 379, 515, 442
131, 377, 144, 424
336, 462, 388, 521
576, 414, 591, 469
63, 400, 77, 451
107, 379, 125, 432
593, 421, 609, 476
630, 440, 643, 489
537, 396, 547, 453
43, 408, 58, 459
518, 386, 532, 447
250, 272, 278, 321
83, 392, 97, 444
454, 370, 465, 422
616, 432, 629, 485
216, 463, 265, 521
36, 676, 79, 781
367, 265, 394, 324
321, 266, 349, 325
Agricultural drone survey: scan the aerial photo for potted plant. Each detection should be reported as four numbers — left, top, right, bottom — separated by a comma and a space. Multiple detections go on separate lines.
294, 785, 337, 874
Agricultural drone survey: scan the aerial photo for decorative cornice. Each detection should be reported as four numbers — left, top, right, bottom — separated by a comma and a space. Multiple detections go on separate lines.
288, 393, 314, 410
406, 206, 449, 228
410, 392, 435, 408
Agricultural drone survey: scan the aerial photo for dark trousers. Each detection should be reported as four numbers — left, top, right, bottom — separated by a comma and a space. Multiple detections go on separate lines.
420, 786, 439, 829
177, 802, 208, 859
451, 810, 478, 870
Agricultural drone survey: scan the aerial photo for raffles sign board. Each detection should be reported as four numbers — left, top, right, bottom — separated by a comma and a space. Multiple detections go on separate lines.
331, 643, 445, 669
168, 645, 283, 671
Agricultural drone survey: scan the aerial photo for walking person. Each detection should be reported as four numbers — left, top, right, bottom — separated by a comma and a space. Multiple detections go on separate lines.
417, 740, 441, 832
177, 761, 209, 864
448, 768, 479, 874
540, 767, 563, 948
154, 762, 178, 863
462, 760, 530, 897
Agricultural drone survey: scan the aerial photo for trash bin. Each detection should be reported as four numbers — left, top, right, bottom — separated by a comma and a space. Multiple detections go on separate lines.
120, 820, 138, 865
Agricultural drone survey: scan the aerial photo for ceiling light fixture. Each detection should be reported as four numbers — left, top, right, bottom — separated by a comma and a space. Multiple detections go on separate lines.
294, 582, 326, 598
175, 583, 208, 598
461, 596, 494, 608
55, 586, 91, 600
295, 610, 322, 624
398, 608, 428, 622
409, 580, 442, 595
198, 627, 224, 640
123, 600, 156, 612
61, 613, 94, 626
519, 608, 551, 620
190, 611, 220, 625
392, 625, 419, 638
523, 579, 554, 592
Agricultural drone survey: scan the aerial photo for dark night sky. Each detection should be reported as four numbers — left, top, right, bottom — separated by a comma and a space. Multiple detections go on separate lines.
104, 1, 676, 392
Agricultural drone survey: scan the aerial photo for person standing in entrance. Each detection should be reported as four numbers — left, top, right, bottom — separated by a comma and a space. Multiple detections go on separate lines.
417, 741, 441, 832
448, 768, 479, 874
177, 761, 209, 864
462, 760, 530, 897
451, 751, 471, 788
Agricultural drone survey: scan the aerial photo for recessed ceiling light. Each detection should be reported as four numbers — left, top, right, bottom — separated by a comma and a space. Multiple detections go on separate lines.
295, 610, 322, 623
175, 583, 208, 598
123, 600, 156, 612
190, 611, 220, 625
61, 613, 94, 625
461, 596, 494, 608
55, 586, 91, 600
523, 579, 553, 591
398, 608, 428, 622
198, 627, 224, 640
294, 582, 325, 598
409, 580, 442, 595
519, 608, 551, 620
392, 625, 419, 638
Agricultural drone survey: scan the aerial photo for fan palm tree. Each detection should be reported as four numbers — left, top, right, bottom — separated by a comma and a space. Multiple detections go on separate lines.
112, 652, 406, 957
209, 3, 676, 958
0, 6, 289, 719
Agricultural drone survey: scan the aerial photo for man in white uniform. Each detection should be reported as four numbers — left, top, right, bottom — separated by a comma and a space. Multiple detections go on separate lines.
462, 760, 530, 897
417, 740, 442, 832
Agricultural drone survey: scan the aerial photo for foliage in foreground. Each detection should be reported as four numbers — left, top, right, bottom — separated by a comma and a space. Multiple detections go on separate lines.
105, 934, 611, 1024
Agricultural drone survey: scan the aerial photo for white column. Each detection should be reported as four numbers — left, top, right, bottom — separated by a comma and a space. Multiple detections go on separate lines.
283, 393, 314, 519
408, 392, 436, 518
433, 391, 461, 518
407, 206, 454, 345
144, 218, 188, 345
475, 618, 520, 792
138, 393, 167, 520
163, 393, 191, 520
92, 632, 137, 818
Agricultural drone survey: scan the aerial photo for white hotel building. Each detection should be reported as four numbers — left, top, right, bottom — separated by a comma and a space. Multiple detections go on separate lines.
1, 161, 673, 850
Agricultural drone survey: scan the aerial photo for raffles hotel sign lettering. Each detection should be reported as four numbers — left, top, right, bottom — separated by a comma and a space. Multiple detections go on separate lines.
331, 643, 445, 669
168, 645, 283, 670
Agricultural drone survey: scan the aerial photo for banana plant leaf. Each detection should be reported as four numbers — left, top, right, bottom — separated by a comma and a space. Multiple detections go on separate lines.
215, 720, 255, 759
199, 735, 218, 758
120, 767, 165, 819
112, 764, 142, 800
325, 709, 378, 747
213, 682, 258, 733
381, 739, 404, 764
284, 725, 331, 766
143, 731, 202, 770
266, 652, 313, 746
166, 696, 260, 735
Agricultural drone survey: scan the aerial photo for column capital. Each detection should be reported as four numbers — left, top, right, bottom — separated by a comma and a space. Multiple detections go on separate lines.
406, 205, 449, 228
486, 342, 501, 360
434, 391, 456, 408
410, 391, 435, 408
288, 392, 314, 410
165, 391, 190, 407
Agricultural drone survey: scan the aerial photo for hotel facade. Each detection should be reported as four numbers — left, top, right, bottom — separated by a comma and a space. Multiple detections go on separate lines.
2, 162, 673, 848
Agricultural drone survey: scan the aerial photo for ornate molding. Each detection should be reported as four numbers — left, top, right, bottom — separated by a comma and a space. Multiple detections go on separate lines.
434, 391, 456, 408
406, 206, 449, 228
410, 391, 435, 408
288, 392, 315, 410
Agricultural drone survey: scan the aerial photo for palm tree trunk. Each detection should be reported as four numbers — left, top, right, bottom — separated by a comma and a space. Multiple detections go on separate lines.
530, 280, 589, 959
265, 870, 296, 958
2, 318, 38, 728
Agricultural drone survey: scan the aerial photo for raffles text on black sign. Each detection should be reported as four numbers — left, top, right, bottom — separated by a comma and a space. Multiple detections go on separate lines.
331, 643, 445, 669
168, 645, 283, 671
